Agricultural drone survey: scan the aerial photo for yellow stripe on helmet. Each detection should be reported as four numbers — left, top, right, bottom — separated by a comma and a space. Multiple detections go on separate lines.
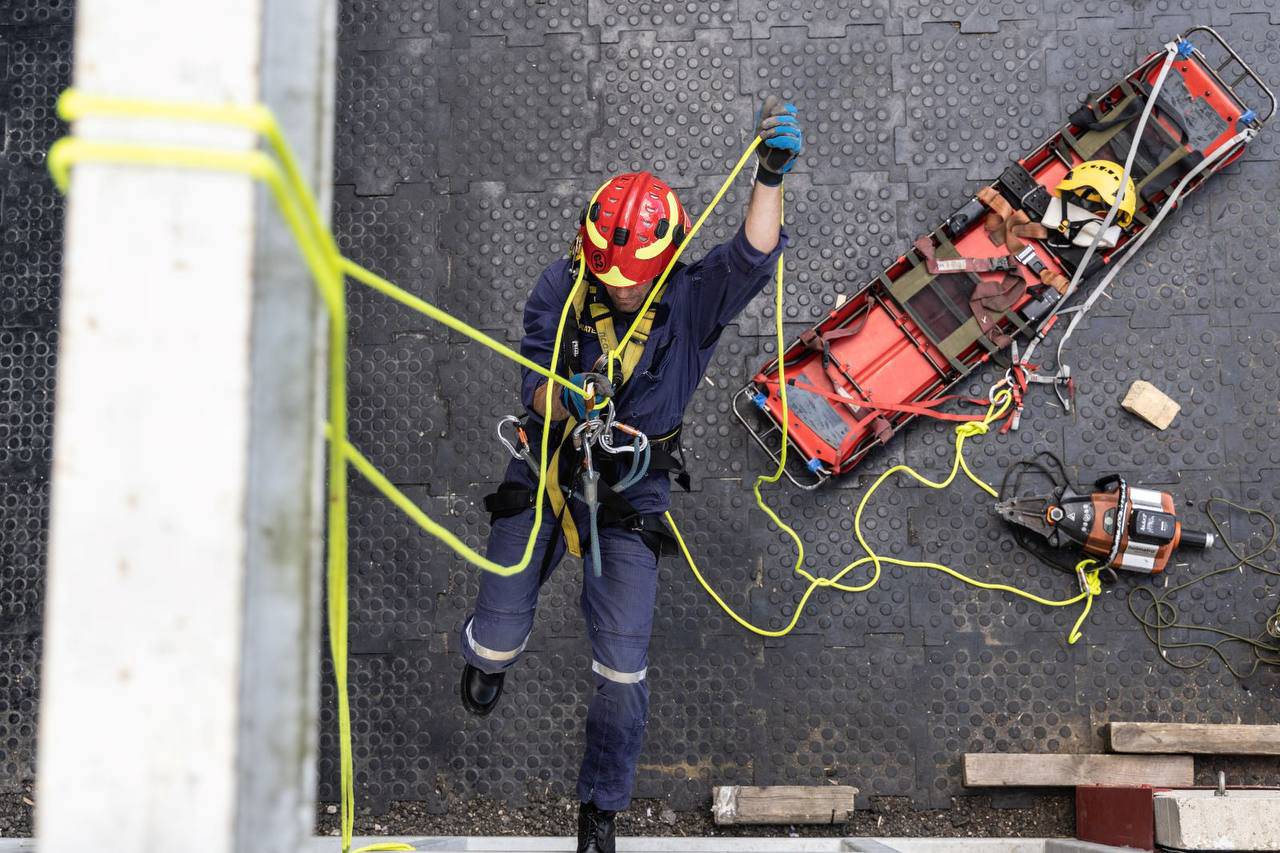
593, 264, 639, 288
633, 190, 679, 261
583, 179, 611, 251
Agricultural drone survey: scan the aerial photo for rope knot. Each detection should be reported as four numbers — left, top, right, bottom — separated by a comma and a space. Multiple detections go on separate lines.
955, 421, 989, 439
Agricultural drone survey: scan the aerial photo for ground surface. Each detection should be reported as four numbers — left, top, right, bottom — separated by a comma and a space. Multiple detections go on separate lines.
313, 794, 1074, 839
3, 0, 1280, 841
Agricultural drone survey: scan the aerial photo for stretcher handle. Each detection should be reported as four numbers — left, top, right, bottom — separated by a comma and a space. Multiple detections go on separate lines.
1182, 25, 1276, 124
730, 384, 828, 491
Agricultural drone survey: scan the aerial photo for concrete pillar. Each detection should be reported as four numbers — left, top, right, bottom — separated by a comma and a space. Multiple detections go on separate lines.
1154, 790, 1280, 851
36, 0, 334, 851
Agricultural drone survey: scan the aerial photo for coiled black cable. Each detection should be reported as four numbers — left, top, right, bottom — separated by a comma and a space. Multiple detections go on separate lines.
1127, 497, 1280, 678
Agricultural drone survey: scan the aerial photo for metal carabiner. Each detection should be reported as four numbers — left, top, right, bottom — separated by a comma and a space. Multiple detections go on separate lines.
1023, 365, 1073, 413
989, 370, 1014, 406
1053, 365, 1073, 413
612, 421, 650, 454
496, 415, 526, 461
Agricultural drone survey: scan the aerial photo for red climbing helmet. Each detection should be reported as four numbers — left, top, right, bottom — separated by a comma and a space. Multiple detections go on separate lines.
577, 171, 690, 288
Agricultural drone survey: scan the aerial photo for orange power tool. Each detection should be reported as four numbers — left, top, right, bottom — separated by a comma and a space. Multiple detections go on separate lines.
995, 475, 1215, 573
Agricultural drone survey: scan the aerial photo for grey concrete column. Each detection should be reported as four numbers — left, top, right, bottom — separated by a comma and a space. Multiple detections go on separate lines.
37, 0, 334, 851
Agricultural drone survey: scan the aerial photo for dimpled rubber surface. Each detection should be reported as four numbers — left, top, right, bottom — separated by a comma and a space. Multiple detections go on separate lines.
739, 0, 896, 39
5, 0, 1280, 827
441, 34, 598, 193
892, 22, 1058, 181
318, 7, 1280, 813
0, 14, 69, 797
742, 26, 905, 184
590, 29, 753, 189
334, 36, 449, 195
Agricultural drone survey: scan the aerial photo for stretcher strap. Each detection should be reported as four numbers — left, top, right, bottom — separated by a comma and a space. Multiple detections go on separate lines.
912, 234, 1013, 275
892, 274, 978, 374
1134, 146, 1192, 201
970, 278, 1026, 349
765, 378, 993, 423
975, 187, 1047, 255
1062, 85, 1144, 160
975, 187, 1069, 294
797, 321, 894, 445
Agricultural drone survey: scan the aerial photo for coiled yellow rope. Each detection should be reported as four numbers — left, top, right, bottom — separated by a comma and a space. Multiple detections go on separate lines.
655, 133, 1103, 645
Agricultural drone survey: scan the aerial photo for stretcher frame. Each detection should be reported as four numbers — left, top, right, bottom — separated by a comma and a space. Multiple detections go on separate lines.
734, 26, 1275, 489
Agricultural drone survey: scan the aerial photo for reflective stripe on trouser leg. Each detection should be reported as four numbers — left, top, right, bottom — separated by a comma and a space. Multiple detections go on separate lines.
591, 660, 646, 684
576, 525, 659, 812
465, 619, 528, 663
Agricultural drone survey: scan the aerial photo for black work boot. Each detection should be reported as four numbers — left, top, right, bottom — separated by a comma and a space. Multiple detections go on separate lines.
577, 801, 616, 853
459, 663, 505, 716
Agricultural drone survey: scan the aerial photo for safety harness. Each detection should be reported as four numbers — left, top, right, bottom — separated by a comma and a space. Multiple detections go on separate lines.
485, 264, 689, 561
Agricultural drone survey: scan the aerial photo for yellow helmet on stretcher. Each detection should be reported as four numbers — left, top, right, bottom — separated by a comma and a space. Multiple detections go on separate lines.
1055, 160, 1137, 228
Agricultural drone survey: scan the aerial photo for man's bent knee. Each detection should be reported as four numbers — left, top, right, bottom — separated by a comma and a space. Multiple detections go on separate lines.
460, 612, 533, 674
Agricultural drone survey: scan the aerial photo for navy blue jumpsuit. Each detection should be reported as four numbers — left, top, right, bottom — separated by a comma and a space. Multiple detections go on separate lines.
460, 224, 787, 811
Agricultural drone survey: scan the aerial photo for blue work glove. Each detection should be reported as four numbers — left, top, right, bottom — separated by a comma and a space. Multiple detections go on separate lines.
561, 372, 613, 421
754, 95, 803, 186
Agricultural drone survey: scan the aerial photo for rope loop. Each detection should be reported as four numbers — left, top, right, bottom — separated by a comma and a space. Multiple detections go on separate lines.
955, 421, 989, 439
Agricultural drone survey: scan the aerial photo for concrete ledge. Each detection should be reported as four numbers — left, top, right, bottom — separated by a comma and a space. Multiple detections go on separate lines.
0, 839, 1154, 853
1155, 789, 1280, 851
1045, 841, 1148, 853
318, 840, 1052, 852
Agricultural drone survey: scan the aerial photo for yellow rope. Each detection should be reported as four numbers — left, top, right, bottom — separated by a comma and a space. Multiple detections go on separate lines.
48, 89, 591, 853
608, 138, 763, 383
49, 92, 586, 581
667, 388, 1104, 643
657, 149, 1106, 644
48, 90, 1108, 852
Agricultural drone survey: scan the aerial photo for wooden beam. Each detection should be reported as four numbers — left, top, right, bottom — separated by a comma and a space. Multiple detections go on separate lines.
711, 786, 858, 825
963, 754, 1193, 787
1109, 722, 1280, 755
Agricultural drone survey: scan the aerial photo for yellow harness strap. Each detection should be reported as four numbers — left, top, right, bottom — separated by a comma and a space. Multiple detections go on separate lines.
581, 277, 667, 381
543, 274, 668, 557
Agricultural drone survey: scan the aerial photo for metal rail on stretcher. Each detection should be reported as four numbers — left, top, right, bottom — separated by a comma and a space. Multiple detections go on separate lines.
734, 26, 1275, 489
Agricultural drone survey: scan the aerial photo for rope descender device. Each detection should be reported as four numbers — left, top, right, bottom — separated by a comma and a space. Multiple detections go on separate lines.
497, 389, 654, 578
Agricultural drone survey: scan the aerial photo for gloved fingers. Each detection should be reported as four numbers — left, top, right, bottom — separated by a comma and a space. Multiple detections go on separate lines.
758, 113, 799, 133
754, 98, 801, 179
761, 127, 802, 150
580, 371, 615, 399
755, 93, 783, 124
562, 372, 591, 418
563, 392, 588, 420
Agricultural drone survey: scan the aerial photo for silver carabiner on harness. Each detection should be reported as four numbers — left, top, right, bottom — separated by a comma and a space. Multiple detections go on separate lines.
496, 415, 527, 461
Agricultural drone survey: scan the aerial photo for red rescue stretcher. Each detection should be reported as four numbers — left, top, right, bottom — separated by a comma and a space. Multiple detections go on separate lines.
735, 26, 1275, 488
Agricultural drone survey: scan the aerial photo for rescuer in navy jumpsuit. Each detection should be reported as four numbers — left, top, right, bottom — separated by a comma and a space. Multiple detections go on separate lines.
458, 97, 803, 852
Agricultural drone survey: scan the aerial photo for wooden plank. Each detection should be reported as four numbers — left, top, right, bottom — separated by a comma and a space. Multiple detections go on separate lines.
962, 753, 1193, 787
711, 786, 858, 825
1109, 722, 1280, 755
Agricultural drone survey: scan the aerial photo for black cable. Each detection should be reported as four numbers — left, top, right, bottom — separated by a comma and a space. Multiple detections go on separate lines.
998, 454, 1280, 677
997, 451, 1087, 576
1126, 497, 1280, 679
